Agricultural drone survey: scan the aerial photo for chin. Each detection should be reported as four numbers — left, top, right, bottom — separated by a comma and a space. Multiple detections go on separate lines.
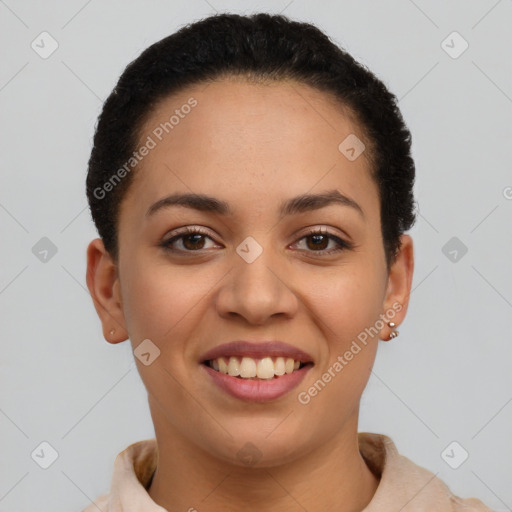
198, 423, 312, 468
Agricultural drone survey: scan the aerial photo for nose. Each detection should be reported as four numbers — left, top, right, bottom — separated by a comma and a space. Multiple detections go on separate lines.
215, 238, 299, 326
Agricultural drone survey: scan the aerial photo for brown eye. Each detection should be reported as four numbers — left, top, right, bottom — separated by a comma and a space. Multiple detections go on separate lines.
293, 228, 353, 255
305, 233, 330, 251
181, 233, 207, 250
161, 227, 218, 252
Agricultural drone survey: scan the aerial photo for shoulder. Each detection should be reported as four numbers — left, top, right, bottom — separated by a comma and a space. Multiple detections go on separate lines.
358, 432, 494, 512
449, 495, 495, 511
80, 439, 160, 512
82, 492, 108, 512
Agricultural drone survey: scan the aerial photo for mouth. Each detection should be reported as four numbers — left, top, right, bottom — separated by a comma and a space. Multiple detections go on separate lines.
202, 356, 314, 380
199, 341, 315, 402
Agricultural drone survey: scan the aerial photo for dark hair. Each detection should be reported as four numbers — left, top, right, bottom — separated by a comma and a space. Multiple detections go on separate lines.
86, 12, 416, 269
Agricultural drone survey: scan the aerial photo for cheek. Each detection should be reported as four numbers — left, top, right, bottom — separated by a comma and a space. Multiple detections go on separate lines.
304, 262, 385, 346
298, 259, 383, 395
120, 262, 213, 408
120, 258, 214, 344
294, 269, 381, 425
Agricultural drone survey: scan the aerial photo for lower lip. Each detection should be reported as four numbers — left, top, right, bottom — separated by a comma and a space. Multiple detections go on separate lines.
201, 363, 313, 403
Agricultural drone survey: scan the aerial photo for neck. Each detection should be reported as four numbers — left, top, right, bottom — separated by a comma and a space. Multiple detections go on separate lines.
147, 409, 380, 512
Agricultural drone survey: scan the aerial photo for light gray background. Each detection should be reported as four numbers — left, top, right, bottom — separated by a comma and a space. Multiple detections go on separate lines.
1, 1, 511, 511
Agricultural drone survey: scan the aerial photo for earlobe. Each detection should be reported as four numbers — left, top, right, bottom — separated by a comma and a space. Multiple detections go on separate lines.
85, 238, 128, 344
379, 234, 414, 341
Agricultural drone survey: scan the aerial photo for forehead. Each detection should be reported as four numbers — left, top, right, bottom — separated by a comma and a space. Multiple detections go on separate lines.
120, 78, 378, 225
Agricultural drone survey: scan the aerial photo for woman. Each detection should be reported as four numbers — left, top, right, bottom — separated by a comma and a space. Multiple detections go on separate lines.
84, 12, 492, 511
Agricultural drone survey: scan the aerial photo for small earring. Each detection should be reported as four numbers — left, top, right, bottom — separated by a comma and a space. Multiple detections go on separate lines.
109, 328, 116, 336
386, 322, 399, 341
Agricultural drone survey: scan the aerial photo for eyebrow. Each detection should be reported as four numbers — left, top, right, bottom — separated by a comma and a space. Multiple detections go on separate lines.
145, 189, 365, 219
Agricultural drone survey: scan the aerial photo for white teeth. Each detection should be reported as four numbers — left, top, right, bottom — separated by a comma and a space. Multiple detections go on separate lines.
209, 356, 306, 379
256, 357, 274, 379
227, 357, 241, 376
218, 357, 228, 374
240, 357, 257, 378
274, 357, 286, 376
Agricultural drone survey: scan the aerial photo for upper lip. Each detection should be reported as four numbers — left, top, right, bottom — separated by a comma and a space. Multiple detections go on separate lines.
200, 341, 314, 364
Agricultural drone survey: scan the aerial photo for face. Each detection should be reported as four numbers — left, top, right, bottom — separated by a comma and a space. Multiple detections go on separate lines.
87, 77, 413, 466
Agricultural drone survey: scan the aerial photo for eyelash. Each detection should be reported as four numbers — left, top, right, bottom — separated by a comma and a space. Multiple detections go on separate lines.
160, 226, 354, 256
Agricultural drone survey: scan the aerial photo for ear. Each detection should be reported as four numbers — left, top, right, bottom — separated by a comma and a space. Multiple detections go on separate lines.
86, 238, 128, 344
379, 234, 414, 341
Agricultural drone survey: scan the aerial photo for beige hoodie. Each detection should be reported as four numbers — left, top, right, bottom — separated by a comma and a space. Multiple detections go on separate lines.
82, 432, 494, 511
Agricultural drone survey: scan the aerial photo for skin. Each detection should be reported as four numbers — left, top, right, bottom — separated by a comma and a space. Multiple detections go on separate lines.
86, 77, 414, 512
